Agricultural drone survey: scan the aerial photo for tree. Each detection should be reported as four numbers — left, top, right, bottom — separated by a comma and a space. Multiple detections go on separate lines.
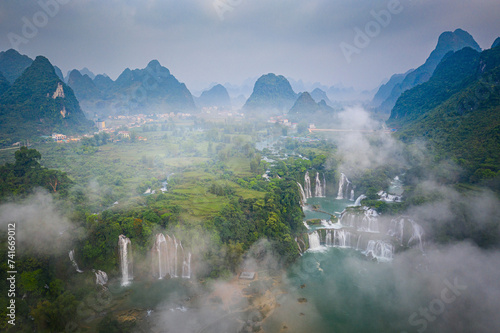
14, 146, 41, 176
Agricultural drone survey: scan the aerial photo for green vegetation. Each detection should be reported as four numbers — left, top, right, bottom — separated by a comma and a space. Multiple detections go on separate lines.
390, 45, 500, 188
0, 147, 71, 198
0, 56, 94, 145
0, 120, 309, 331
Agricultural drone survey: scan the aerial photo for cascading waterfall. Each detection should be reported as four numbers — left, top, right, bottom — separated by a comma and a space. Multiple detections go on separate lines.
336, 173, 352, 200
314, 172, 326, 197
304, 171, 312, 199
94, 269, 108, 286
325, 231, 333, 247
364, 240, 394, 261
297, 182, 307, 206
173, 236, 178, 278
350, 189, 355, 201
359, 209, 380, 233
353, 194, 367, 206
69, 250, 83, 273
153, 233, 168, 279
333, 229, 355, 248
152, 233, 192, 279
306, 208, 424, 261
308, 231, 321, 250
408, 219, 424, 252
118, 235, 133, 286
378, 191, 403, 202
387, 217, 424, 252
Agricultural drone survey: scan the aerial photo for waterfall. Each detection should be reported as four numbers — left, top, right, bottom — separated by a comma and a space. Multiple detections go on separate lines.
182, 252, 191, 279
353, 194, 366, 206
308, 231, 321, 250
153, 233, 192, 279
94, 270, 108, 286
359, 209, 380, 233
153, 233, 168, 279
304, 171, 312, 199
378, 191, 403, 202
333, 229, 355, 248
314, 172, 326, 197
350, 189, 355, 201
297, 182, 307, 206
166, 235, 176, 277
173, 236, 179, 278
69, 250, 83, 273
364, 240, 393, 261
336, 173, 352, 200
387, 217, 424, 251
118, 235, 133, 286
408, 219, 424, 252
356, 234, 364, 250
325, 230, 333, 247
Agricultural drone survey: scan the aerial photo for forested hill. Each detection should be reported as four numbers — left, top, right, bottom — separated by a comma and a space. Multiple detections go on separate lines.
390, 44, 500, 184
0, 56, 94, 145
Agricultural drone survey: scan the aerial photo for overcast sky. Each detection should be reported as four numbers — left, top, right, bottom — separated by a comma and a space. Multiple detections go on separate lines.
1, 0, 499, 92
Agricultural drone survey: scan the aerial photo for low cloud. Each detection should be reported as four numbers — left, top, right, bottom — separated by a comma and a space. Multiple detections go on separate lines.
0, 190, 74, 254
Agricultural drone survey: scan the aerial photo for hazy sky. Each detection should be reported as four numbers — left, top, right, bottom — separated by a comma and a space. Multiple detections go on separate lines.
1, 0, 499, 92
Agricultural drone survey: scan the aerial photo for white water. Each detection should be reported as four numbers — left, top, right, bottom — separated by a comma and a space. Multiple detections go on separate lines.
153, 233, 168, 279
94, 269, 108, 286
160, 180, 168, 193
407, 219, 425, 252
297, 182, 307, 206
304, 206, 424, 261
333, 229, 355, 247
359, 208, 380, 233
152, 233, 192, 279
304, 171, 312, 199
336, 173, 352, 200
364, 240, 394, 261
387, 216, 424, 252
69, 250, 83, 273
308, 231, 321, 250
378, 191, 403, 202
353, 194, 367, 206
314, 172, 326, 197
119, 235, 133, 286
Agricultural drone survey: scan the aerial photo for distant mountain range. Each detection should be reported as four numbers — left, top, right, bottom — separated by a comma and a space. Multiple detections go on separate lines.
68, 60, 196, 116
373, 29, 482, 113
